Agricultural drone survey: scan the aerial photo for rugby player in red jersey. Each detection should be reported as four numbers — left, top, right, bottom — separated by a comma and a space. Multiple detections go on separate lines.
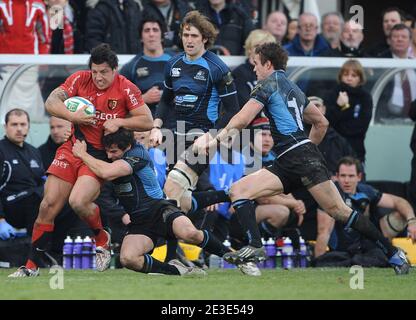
9, 44, 153, 277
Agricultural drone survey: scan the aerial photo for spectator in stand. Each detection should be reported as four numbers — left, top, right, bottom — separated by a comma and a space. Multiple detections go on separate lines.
409, 20, 416, 58
324, 20, 365, 57
376, 24, 416, 122
196, 0, 254, 56
120, 15, 173, 119
85, 0, 143, 54
232, 29, 276, 108
263, 11, 287, 44
285, 19, 298, 43
366, 7, 403, 57
0, 0, 49, 54
321, 12, 344, 50
143, 0, 191, 51
45, 0, 77, 54
284, 12, 329, 57
38, 116, 72, 169
325, 60, 373, 166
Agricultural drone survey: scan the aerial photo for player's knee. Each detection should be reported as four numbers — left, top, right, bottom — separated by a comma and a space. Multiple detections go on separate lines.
37, 198, 57, 224
68, 196, 86, 215
181, 227, 202, 244
229, 182, 248, 201
120, 252, 142, 270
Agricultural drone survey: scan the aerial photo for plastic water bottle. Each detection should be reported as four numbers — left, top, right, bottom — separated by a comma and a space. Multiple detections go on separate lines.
282, 237, 294, 270
275, 238, 284, 268
63, 236, 73, 270
257, 238, 266, 269
92, 243, 96, 270
209, 254, 222, 269
265, 238, 276, 268
81, 236, 93, 269
299, 237, 308, 268
222, 239, 236, 269
72, 236, 83, 269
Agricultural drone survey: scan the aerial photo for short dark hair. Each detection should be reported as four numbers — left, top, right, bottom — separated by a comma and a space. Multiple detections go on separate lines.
102, 128, 135, 151
88, 43, 118, 70
5, 108, 30, 124
336, 156, 363, 174
139, 14, 167, 38
382, 7, 404, 20
255, 42, 288, 71
389, 23, 412, 39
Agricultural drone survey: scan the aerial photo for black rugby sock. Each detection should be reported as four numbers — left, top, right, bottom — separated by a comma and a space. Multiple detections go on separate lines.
199, 230, 231, 257
142, 254, 180, 275
232, 199, 262, 248
190, 190, 230, 213
164, 239, 178, 262
347, 210, 396, 258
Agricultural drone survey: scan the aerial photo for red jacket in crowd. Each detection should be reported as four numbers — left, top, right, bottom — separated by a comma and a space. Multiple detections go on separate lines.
0, 0, 49, 54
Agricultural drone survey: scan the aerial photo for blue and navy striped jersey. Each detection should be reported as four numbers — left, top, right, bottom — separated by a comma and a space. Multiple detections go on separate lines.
112, 143, 164, 217
164, 50, 237, 132
250, 70, 310, 158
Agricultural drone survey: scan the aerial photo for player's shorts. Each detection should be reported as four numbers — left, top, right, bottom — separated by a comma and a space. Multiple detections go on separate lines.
47, 140, 106, 185
266, 142, 330, 193
126, 199, 184, 246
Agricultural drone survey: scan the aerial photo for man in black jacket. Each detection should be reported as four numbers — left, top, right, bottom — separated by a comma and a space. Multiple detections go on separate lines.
143, 0, 191, 51
85, 0, 143, 54
196, 0, 254, 55
0, 109, 44, 240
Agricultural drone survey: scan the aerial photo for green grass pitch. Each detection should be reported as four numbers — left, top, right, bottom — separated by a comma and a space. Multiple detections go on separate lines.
1, 267, 415, 300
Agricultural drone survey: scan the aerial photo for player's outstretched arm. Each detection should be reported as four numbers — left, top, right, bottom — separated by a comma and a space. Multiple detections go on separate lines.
214, 99, 263, 143
72, 140, 132, 180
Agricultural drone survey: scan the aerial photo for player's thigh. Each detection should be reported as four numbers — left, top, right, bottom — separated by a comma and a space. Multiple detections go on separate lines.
69, 175, 101, 205
255, 204, 289, 225
230, 168, 284, 200
121, 234, 154, 258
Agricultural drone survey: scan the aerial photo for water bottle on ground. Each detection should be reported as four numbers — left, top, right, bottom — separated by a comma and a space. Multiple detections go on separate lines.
63, 236, 73, 270
299, 237, 308, 268
209, 254, 222, 269
72, 236, 83, 269
265, 237, 276, 268
282, 237, 294, 270
82, 236, 93, 269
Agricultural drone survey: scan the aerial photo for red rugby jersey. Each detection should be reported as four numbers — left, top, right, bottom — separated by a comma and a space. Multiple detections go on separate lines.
60, 70, 145, 150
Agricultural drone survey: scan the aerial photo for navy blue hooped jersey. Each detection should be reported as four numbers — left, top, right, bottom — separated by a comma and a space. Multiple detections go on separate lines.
250, 70, 310, 157
120, 53, 172, 94
112, 143, 164, 219
164, 50, 237, 132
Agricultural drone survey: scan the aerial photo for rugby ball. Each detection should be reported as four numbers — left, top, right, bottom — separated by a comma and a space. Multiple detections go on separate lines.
64, 96, 96, 115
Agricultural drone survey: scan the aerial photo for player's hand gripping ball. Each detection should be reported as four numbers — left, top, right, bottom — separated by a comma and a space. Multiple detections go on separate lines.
64, 96, 96, 115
